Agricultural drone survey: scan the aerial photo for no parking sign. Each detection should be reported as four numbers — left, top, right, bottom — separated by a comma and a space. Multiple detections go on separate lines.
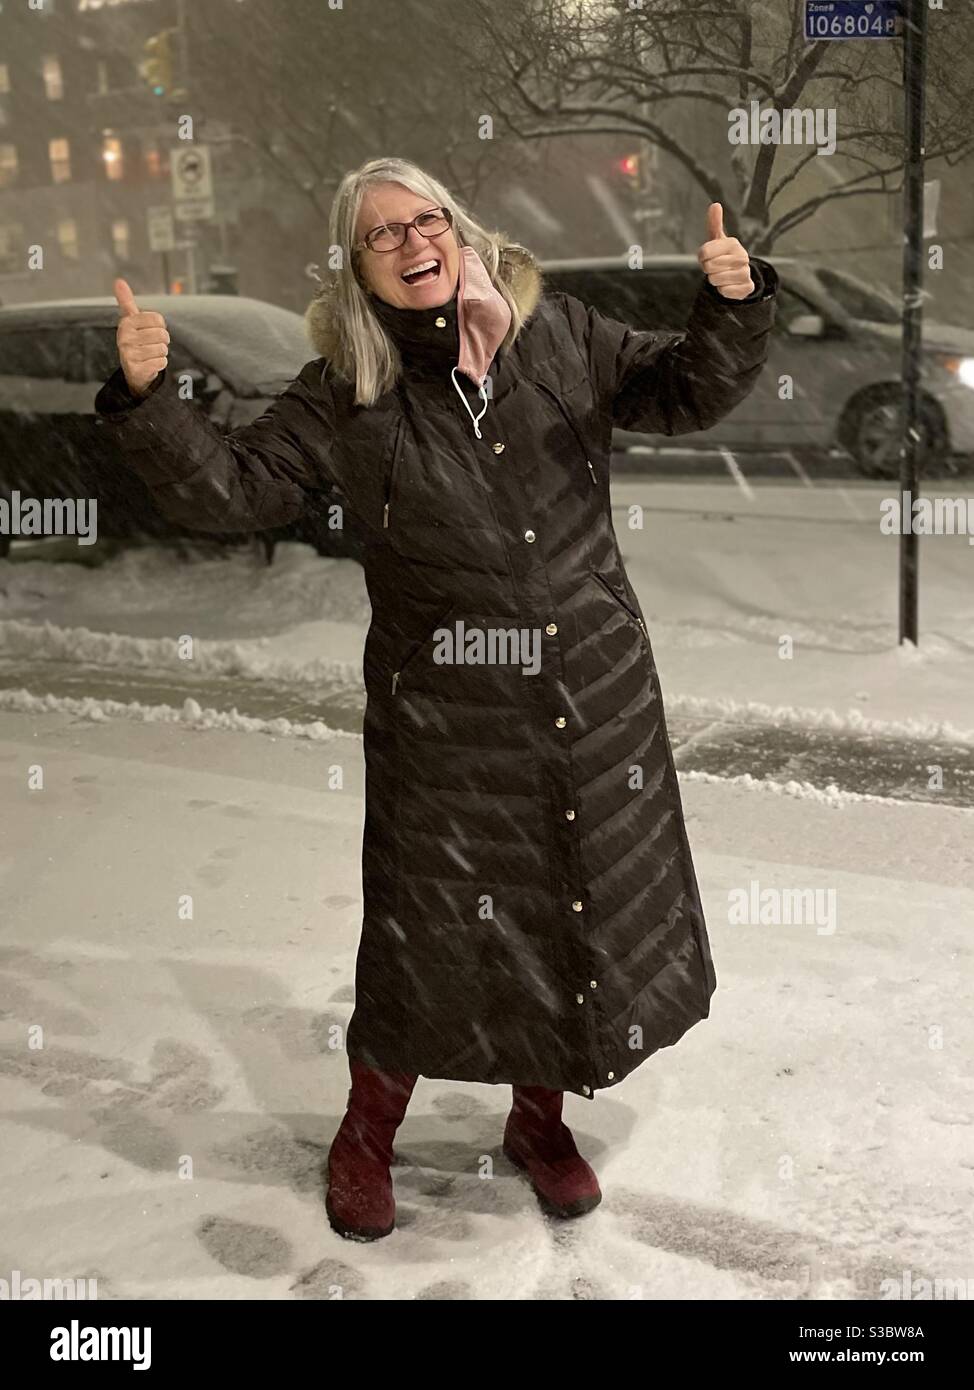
170, 146, 214, 222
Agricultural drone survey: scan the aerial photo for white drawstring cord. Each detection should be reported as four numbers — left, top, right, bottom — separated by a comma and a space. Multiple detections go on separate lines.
451, 367, 488, 439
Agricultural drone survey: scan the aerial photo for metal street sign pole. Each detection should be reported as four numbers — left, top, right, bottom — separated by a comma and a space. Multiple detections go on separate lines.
147, 206, 176, 293
804, 0, 924, 645
185, 231, 198, 296
898, 0, 927, 647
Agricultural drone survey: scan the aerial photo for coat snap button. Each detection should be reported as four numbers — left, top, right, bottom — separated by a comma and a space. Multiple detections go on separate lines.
493, 442, 505, 454
555, 716, 566, 728
575, 993, 585, 1004
589, 979, 598, 989
572, 900, 583, 912
582, 1085, 591, 1095
545, 622, 557, 635
524, 529, 536, 543
607, 1071, 615, 1081
565, 809, 575, 821
434, 316, 447, 327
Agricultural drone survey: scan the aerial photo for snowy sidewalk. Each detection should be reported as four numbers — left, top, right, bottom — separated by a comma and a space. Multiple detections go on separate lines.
1, 710, 971, 1300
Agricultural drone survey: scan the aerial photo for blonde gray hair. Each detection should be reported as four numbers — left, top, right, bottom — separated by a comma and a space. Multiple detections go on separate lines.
315, 157, 525, 407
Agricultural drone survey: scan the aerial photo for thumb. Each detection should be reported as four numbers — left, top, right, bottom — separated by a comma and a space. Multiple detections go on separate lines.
706, 202, 725, 242
114, 278, 139, 317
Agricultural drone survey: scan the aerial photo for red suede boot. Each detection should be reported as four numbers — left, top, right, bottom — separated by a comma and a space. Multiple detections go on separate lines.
503, 1083, 602, 1218
326, 1060, 418, 1241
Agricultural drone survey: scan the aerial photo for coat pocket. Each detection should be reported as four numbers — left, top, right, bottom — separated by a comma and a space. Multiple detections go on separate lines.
390, 602, 458, 695
533, 378, 601, 485
381, 412, 493, 564
590, 566, 648, 639
381, 415, 408, 532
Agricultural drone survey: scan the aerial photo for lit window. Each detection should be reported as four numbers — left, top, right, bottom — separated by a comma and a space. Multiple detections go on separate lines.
0, 65, 10, 95
43, 56, 64, 101
96, 60, 110, 96
102, 135, 123, 181
111, 218, 130, 261
144, 142, 162, 178
0, 143, 17, 188
57, 218, 79, 260
49, 137, 71, 183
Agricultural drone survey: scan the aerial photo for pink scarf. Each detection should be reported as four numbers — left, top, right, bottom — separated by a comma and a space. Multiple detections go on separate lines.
452, 246, 512, 436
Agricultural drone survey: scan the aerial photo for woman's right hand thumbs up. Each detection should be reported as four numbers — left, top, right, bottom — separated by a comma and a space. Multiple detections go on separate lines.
114, 278, 170, 396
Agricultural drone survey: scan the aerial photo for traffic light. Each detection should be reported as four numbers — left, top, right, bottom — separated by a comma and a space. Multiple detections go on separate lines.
616, 154, 641, 184
139, 29, 176, 97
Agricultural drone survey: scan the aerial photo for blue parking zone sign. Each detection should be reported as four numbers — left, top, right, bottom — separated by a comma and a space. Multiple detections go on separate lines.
805, 1, 903, 40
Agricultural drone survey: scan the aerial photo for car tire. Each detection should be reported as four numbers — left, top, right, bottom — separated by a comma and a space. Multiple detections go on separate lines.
839, 385, 950, 480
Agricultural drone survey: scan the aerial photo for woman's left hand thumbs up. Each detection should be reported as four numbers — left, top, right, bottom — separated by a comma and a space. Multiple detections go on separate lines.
697, 203, 755, 300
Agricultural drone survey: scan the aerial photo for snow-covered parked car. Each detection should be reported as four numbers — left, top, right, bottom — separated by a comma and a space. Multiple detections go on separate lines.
0, 295, 364, 561
542, 255, 974, 477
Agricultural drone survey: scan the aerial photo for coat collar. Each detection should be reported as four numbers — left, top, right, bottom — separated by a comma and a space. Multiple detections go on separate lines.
306, 242, 543, 369
367, 285, 461, 372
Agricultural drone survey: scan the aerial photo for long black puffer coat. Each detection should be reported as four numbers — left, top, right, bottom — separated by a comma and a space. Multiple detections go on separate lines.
96, 244, 778, 1099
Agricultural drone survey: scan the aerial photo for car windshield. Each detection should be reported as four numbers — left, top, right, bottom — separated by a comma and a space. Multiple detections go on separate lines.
813, 268, 902, 325
168, 300, 314, 393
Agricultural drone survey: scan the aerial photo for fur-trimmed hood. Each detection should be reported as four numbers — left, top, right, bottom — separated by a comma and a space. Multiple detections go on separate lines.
305, 242, 543, 362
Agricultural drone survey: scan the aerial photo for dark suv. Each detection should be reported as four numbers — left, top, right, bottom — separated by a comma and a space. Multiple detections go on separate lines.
0, 295, 362, 560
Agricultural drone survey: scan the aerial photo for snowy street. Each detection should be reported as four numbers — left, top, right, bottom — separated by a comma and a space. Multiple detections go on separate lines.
1, 478, 972, 1298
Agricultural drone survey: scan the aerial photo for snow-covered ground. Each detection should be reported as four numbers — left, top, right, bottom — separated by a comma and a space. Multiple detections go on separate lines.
1, 478, 972, 1299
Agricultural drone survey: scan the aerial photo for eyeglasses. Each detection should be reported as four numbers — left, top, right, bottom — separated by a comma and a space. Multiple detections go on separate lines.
356, 206, 454, 254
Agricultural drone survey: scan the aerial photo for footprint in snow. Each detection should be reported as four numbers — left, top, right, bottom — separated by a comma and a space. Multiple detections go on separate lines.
196, 1215, 291, 1279
414, 1280, 474, 1300
326, 983, 355, 1004
290, 1258, 366, 1300
429, 1090, 489, 1121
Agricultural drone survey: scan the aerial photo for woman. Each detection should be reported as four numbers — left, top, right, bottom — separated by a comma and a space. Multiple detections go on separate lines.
97, 156, 778, 1242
